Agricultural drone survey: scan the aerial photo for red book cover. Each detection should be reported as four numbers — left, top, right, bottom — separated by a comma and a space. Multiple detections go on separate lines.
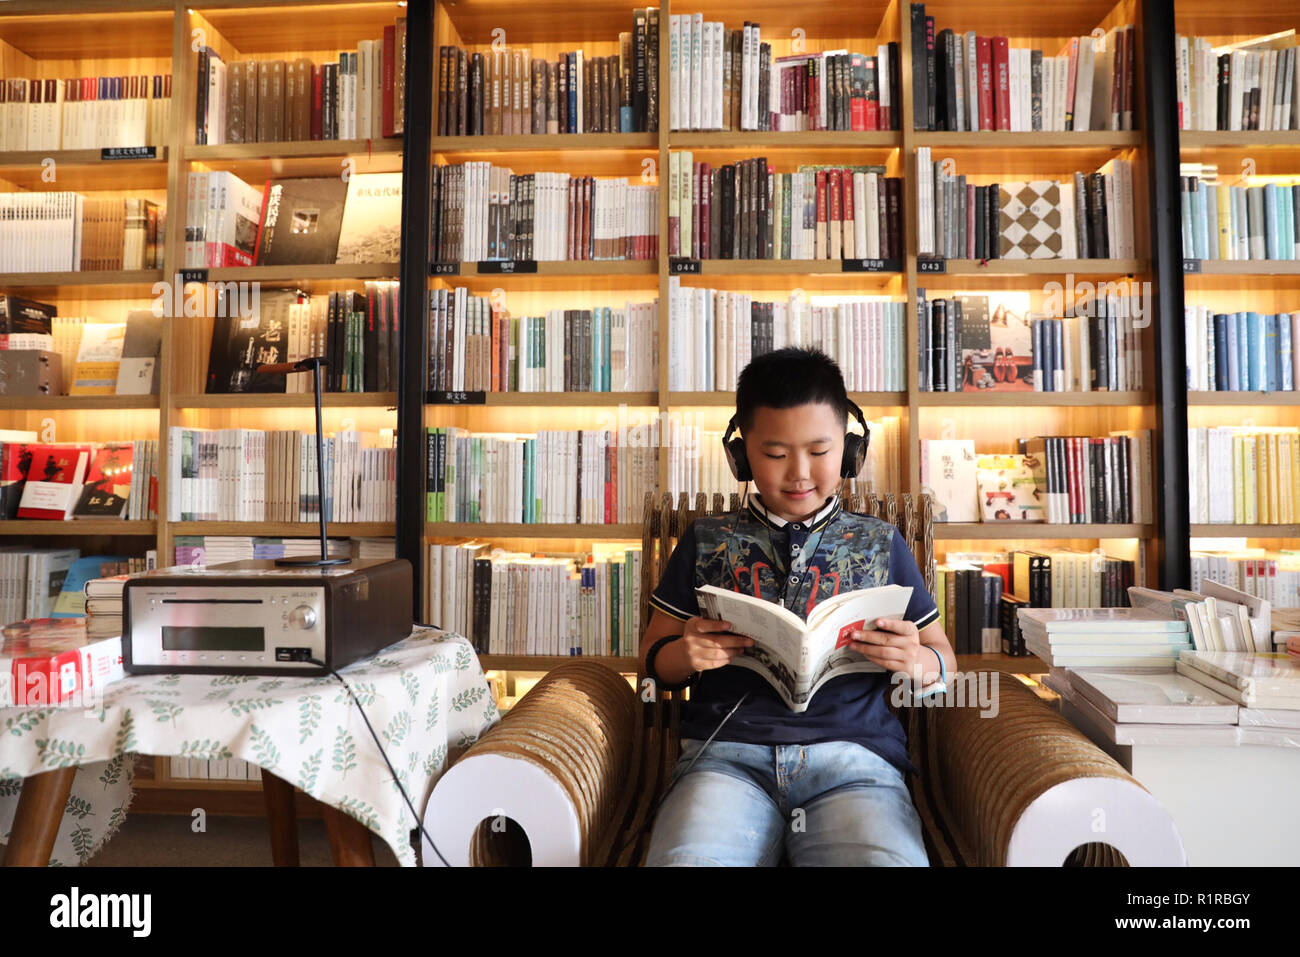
977, 37, 994, 131
1070, 436, 1084, 522
16, 445, 92, 520
311, 64, 323, 140
382, 24, 397, 138
815, 169, 827, 259
992, 37, 1011, 131
0, 441, 35, 520
828, 168, 842, 259
842, 169, 854, 258
72, 444, 133, 519
1064, 37, 1080, 130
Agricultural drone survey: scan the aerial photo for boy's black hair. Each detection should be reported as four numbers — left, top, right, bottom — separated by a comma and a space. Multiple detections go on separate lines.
735, 347, 850, 433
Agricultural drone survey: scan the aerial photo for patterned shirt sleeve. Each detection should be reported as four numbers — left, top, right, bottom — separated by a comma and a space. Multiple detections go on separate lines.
648, 522, 700, 622
887, 527, 940, 630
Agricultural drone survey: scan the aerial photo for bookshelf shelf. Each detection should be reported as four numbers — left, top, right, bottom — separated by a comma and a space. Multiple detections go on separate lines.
0, 270, 165, 298
935, 259, 1145, 276
670, 131, 901, 149
0, 148, 169, 191
170, 522, 394, 536
1189, 525, 1300, 538
185, 139, 404, 163
934, 523, 1152, 541
479, 654, 639, 673
0, 6, 174, 57
1187, 261, 1300, 276
0, 520, 157, 537
916, 391, 1151, 407
1179, 132, 1300, 150
176, 392, 398, 409
670, 391, 907, 407
1187, 392, 1300, 406
432, 134, 658, 154
912, 132, 1141, 150
425, 392, 657, 407
695, 260, 904, 277
432, 261, 658, 278
425, 523, 643, 539
205, 264, 400, 284
0, 395, 161, 411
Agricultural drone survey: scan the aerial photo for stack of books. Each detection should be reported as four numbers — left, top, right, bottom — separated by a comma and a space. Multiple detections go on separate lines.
1176, 650, 1300, 711
0, 616, 124, 707
1017, 607, 1193, 667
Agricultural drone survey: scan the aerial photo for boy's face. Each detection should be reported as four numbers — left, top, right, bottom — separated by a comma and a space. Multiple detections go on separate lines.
743, 402, 846, 523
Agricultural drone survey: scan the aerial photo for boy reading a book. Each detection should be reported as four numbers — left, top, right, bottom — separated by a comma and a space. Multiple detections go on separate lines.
640, 347, 956, 866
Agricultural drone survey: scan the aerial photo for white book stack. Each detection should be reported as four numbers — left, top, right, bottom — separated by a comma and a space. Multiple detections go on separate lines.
1017, 607, 1193, 668
1044, 666, 1243, 747
1176, 650, 1300, 711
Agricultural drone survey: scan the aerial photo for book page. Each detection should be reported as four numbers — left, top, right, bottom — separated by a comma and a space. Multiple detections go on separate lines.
697, 583, 912, 712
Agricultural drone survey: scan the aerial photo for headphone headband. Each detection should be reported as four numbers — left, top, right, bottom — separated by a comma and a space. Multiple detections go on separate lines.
723, 399, 871, 482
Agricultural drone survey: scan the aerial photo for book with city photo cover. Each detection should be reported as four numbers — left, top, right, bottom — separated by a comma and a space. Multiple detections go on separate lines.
335, 172, 403, 264
695, 583, 912, 712
253, 177, 348, 265
204, 290, 302, 393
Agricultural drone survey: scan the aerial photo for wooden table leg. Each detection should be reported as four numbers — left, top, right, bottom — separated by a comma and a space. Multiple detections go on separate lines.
260, 769, 300, 867
321, 805, 375, 866
4, 767, 77, 867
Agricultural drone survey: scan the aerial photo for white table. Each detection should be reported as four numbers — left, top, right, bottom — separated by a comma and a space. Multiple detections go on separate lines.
1, 627, 496, 867
1059, 695, 1300, 866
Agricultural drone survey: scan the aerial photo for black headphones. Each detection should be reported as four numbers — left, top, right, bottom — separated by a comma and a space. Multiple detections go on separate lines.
722, 399, 871, 483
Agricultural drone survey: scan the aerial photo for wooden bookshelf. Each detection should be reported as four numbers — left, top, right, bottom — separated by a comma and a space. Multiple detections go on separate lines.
934, 524, 1153, 541
433, 133, 658, 153
185, 138, 403, 162
424, 523, 643, 539
916, 391, 1151, 407
1189, 525, 1300, 538
1176, 0, 1300, 581
431, 261, 658, 278
671, 391, 908, 407
1187, 392, 1300, 406
0, 520, 158, 536
170, 522, 394, 537
176, 392, 398, 408
479, 655, 639, 673
0, 271, 165, 298
424, 392, 658, 407
0, 395, 161, 411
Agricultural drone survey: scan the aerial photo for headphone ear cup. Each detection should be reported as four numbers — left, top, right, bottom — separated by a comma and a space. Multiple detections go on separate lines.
726, 437, 752, 483
841, 434, 866, 478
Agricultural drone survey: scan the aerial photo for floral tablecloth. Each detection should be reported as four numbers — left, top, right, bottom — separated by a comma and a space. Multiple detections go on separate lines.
0, 627, 497, 866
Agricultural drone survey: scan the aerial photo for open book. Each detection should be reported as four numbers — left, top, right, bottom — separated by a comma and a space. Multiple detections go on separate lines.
696, 583, 913, 712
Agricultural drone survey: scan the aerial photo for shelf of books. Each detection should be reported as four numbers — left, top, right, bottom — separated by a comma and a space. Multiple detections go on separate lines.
0, 1, 410, 797
414, 0, 1155, 680
1174, 2, 1300, 617
0, 1, 176, 679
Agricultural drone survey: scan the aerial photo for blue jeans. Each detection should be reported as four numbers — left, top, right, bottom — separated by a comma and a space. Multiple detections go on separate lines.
644, 738, 929, 866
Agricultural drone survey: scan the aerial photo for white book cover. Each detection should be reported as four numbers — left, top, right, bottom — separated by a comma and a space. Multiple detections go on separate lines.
1073, 36, 1095, 132
920, 437, 976, 522
697, 582, 912, 712
358, 40, 374, 139
669, 15, 682, 130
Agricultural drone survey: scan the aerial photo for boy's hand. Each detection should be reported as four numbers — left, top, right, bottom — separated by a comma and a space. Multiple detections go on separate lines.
848, 618, 931, 682
680, 617, 754, 672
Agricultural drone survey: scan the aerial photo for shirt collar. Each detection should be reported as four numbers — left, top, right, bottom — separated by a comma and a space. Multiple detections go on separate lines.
746, 492, 841, 531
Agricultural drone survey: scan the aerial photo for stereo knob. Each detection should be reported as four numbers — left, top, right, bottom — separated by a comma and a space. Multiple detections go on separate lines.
288, 605, 318, 629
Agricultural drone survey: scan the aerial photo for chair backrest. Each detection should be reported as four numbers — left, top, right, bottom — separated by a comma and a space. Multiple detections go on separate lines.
638, 488, 937, 639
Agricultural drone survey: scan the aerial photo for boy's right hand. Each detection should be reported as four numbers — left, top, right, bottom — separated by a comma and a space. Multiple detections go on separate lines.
680, 617, 754, 672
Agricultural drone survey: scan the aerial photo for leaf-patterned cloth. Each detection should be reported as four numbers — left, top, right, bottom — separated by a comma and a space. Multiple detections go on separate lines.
0, 627, 497, 867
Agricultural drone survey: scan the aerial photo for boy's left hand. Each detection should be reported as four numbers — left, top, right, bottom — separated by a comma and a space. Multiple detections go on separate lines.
848, 618, 929, 681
